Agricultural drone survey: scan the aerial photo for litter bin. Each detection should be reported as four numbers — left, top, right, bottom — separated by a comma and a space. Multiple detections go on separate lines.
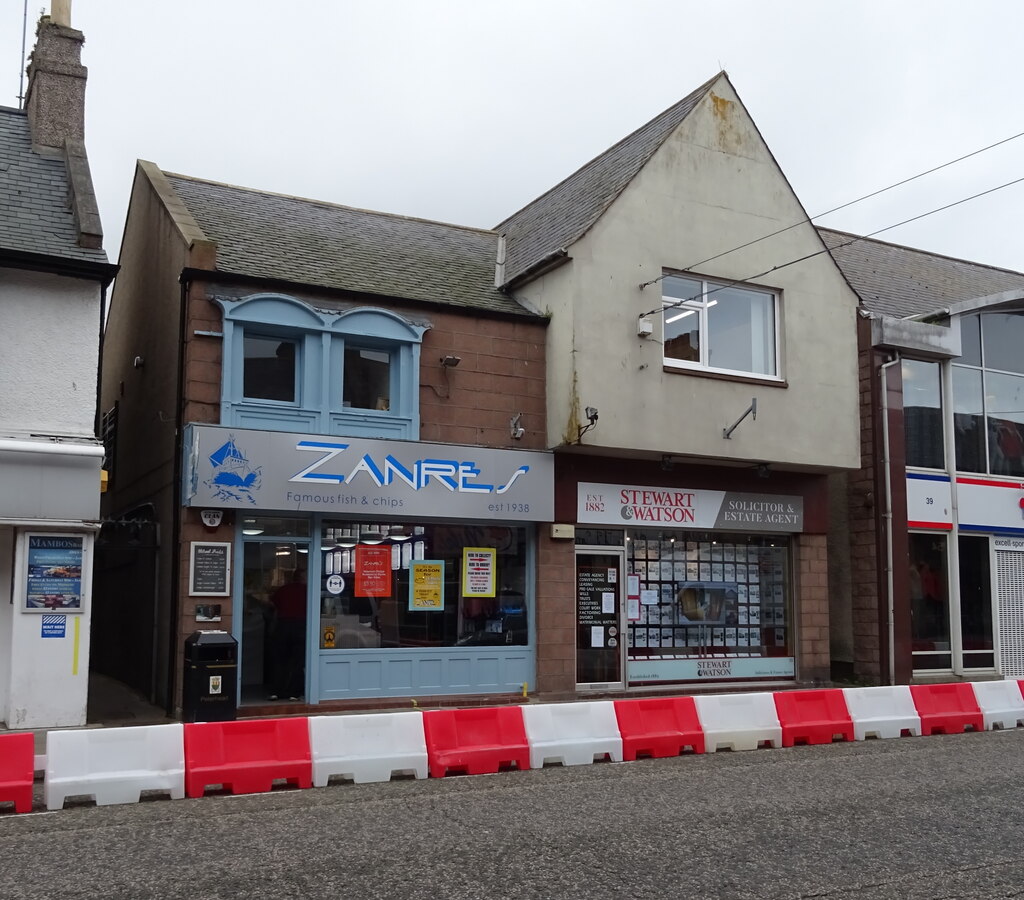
183, 630, 238, 723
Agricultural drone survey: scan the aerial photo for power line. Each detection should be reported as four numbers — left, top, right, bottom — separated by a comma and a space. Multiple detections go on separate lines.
638, 127, 1024, 291
640, 173, 1024, 320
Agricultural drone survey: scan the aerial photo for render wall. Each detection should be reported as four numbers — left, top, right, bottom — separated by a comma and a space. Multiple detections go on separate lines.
0, 268, 100, 438
519, 77, 861, 471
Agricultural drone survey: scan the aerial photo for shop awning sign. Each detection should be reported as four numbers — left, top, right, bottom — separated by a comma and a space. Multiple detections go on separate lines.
183, 424, 554, 521
577, 483, 803, 532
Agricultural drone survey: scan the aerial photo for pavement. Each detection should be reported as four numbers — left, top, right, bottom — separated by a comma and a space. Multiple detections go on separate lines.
2, 728, 1024, 899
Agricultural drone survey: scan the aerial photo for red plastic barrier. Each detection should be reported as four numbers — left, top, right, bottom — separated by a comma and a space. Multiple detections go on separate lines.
0, 732, 34, 814
422, 707, 530, 778
1017, 680, 1024, 702
910, 683, 983, 735
773, 689, 854, 747
613, 697, 705, 760
183, 717, 312, 798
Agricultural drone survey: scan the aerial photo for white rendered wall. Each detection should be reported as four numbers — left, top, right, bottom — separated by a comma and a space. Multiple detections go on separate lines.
3, 530, 94, 728
0, 268, 100, 438
0, 527, 12, 725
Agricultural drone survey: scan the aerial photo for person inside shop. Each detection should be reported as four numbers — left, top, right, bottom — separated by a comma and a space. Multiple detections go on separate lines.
269, 567, 307, 701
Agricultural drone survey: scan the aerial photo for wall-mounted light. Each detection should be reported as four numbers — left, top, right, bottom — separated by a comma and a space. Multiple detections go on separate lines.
440, 355, 461, 368
510, 412, 525, 441
428, 355, 463, 400
576, 406, 599, 443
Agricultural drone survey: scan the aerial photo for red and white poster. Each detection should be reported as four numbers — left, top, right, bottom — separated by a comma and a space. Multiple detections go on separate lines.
462, 547, 496, 598
355, 545, 392, 597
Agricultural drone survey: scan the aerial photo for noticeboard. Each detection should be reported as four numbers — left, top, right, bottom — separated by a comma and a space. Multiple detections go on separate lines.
189, 542, 231, 596
23, 534, 85, 613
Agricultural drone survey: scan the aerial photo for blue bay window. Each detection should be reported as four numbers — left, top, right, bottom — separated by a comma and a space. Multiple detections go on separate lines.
217, 294, 426, 439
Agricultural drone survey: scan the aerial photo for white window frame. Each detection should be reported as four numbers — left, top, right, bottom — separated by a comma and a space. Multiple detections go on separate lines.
662, 275, 782, 380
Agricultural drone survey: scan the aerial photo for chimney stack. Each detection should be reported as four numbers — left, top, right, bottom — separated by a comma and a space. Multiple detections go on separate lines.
25, 2, 87, 152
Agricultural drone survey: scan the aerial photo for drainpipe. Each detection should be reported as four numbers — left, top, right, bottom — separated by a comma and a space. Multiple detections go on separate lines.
880, 355, 901, 685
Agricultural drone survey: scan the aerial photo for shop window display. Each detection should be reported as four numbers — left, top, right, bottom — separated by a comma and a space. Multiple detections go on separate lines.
625, 531, 790, 663
318, 521, 528, 651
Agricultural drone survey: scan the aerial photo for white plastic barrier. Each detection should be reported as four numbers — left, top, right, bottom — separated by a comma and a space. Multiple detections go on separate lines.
522, 701, 623, 768
693, 692, 782, 752
308, 712, 428, 785
841, 685, 921, 741
44, 724, 185, 810
971, 681, 1024, 731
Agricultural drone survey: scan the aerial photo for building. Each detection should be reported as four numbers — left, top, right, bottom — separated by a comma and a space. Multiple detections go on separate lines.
0, 7, 116, 728
102, 70, 865, 717
501, 73, 861, 692
823, 228, 1024, 684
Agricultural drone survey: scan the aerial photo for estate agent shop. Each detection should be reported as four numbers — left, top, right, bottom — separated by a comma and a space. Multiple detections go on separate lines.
183, 424, 554, 705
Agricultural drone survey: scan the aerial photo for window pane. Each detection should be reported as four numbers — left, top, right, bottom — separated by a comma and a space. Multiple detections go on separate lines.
243, 335, 296, 402
986, 371, 1024, 476
952, 366, 986, 473
319, 521, 528, 649
902, 360, 943, 468
707, 285, 776, 375
959, 535, 992, 655
958, 313, 981, 367
663, 276, 703, 364
662, 275, 703, 304
982, 312, 1024, 374
343, 347, 391, 410
909, 533, 949, 653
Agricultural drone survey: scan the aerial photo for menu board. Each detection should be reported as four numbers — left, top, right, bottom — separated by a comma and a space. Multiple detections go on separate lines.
189, 542, 230, 597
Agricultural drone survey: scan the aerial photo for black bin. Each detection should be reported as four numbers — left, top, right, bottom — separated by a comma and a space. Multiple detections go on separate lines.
183, 630, 238, 722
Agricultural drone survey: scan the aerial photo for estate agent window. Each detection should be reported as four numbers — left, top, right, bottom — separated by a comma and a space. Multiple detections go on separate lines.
662, 274, 778, 378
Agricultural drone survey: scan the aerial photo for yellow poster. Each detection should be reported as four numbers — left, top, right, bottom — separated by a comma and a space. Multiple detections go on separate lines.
409, 560, 444, 611
462, 547, 496, 598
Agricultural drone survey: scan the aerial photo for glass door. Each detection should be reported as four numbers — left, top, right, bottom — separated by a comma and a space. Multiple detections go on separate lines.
575, 548, 625, 688
240, 540, 309, 704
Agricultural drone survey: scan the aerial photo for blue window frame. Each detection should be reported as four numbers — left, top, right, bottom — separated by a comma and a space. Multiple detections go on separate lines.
217, 294, 427, 439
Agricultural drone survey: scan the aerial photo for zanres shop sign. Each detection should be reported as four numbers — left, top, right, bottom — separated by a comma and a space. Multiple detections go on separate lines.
577, 482, 803, 533
617, 490, 697, 524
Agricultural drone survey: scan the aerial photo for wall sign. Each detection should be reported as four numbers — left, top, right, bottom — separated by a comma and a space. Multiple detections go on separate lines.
410, 560, 444, 611
577, 482, 803, 532
183, 424, 554, 521
24, 534, 85, 613
189, 542, 231, 596
628, 656, 795, 683
41, 615, 67, 638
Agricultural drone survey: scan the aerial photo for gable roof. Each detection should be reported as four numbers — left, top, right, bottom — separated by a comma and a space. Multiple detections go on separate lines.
0, 106, 108, 265
164, 173, 540, 319
495, 73, 721, 287
818, 227, 1024, 319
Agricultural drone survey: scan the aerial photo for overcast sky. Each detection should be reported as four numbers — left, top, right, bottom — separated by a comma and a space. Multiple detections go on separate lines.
3, 1, 1023, 272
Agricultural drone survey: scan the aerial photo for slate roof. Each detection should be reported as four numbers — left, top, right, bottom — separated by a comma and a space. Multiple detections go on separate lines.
166, 174, 538, 319
494, 73, 720, 287
818, 227, 1024, 319
0, 106, 108, 264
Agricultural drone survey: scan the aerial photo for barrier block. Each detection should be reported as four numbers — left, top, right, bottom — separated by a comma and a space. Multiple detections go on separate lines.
693, 692, 782, 752
910, 683, 983, 735
0, 732, 34, 814
842, 686, 921, 740
184, 717, 312, 797
309, 712, 427, 785
523, 702, 623, 768
773, 689, 854, 747
45, 724, 185, 810
970, 681, 1024, 731
613, 697, 704, 760
422, 707, 530, 778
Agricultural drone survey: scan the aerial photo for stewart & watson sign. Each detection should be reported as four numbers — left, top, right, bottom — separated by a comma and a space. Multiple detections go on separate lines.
576, 482, 803, 532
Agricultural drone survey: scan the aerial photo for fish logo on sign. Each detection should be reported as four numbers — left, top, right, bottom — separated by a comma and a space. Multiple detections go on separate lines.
205, 436, 262, 504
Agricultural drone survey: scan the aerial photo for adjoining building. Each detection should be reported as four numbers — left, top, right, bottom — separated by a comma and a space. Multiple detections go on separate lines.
823, 228, 1024, 684
0, 7, 116, 728
101, 71, 865, 716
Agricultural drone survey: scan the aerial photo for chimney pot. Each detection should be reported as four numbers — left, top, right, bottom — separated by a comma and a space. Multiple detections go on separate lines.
51, 1, 72, 27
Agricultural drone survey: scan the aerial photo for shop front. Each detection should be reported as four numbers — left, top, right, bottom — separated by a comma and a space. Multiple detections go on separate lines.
574, 480, 805, 689
183, 424, 553, 705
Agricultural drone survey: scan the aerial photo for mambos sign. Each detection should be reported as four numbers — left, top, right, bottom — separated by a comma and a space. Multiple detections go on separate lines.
184, 425, 554, 520
578, 482, 803, 533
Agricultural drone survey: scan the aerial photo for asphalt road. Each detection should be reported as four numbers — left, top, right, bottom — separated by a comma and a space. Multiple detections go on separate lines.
3, 729, 1024, 900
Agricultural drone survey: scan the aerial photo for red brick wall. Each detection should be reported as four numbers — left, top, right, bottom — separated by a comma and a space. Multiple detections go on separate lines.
534, 533, 576, 693
796, 533, 830, 684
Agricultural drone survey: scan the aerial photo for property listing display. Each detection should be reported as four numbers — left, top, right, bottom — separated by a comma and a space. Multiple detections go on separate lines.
625, 531, 792, 682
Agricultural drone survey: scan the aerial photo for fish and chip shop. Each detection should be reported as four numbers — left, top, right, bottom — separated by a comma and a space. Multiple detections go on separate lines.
182, 424, 554, 706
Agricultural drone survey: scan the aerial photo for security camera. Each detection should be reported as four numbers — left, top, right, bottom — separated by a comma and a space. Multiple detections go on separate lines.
584, 406, 599, 424
512, 426, 525, 440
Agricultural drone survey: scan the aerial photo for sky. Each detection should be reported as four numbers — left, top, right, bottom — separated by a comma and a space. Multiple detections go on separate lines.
2, 0, 1023, 272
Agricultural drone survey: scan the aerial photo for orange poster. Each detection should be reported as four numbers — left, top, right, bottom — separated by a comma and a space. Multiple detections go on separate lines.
355, 545, 392, 597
